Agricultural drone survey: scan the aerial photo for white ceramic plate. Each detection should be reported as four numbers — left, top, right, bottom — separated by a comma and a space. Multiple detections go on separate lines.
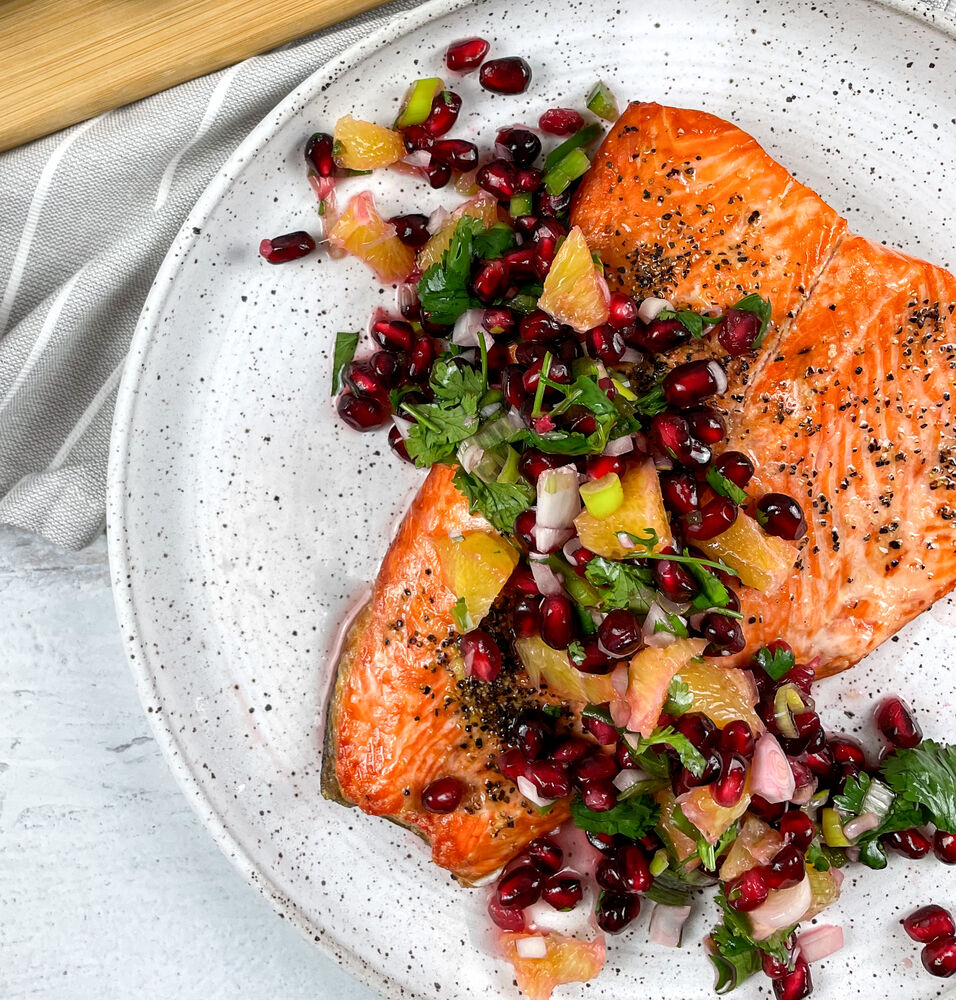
108, 1, 956, 997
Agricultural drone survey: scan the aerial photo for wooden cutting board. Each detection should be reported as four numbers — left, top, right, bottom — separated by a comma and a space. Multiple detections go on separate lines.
0, 0, 392, 153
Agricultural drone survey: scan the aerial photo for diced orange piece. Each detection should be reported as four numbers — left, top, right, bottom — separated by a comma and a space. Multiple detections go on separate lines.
719, 814, 783, 880
693, 513, 797, 592
327, 191, 415, 284
679, 660, 764, 734
804, 865, 842, 920
537, 226, 610, 332
516, 635, 615, 704
678, 784, 751, 845
574, 460, 671, 560
333, 114, 405, 170
500, 933, 606, 1000
625, 638, 707, 737
655, 790, 699, 867
433, 531, 519, 626
416, 193, 501, 271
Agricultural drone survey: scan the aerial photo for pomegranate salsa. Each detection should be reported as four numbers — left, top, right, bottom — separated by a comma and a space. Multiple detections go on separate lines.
261, 37, 956, 1000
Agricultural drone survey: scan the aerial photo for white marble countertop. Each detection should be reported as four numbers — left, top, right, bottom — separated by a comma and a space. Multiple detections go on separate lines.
0, 524, 380, 1000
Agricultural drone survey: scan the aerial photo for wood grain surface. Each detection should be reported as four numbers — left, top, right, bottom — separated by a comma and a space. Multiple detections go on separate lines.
0, 0, 389, 153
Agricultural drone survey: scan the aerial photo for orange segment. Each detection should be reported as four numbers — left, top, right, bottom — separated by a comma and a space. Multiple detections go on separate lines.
655, 790, 699, 867
804, 865, 842, 920
537, 226, 610, 332
625, 638, 707, 736
678, 783, 751, 845
333, 114, 405, 170
500, 933, 606, 1000
433, 531, 519, 626
719, 814, 783, 880
516, 635, 615, 704
327, 191, 415, 285
417, 193, 501, 271
693, 513, 797, 593
679, 660, 764, 734
574, 460, 671, 560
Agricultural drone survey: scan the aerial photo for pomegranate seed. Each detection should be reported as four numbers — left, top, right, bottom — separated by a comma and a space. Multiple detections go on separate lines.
514, 341, 549, 366
778, 811, 815, 852
387, 425, 412, 463
488, 892, 525, 931
583, 710, 619, 746
635, 317, 689, 353
460, 630, 502, 682
875, 695, 922, 749
654, 556, 698, 602
883, 828, 932, 859
445, 36, 490, 72
516, 168, 544, 193
536, 189, 572, 216
423, 91, 462, 137
718, 308, 763, 357
487, 342, 510, 373
685, 496, 738, 541
922, 936, 956, 978
663, 359, 728, 409
421, 776, 464, 813
713, 450, 755, 487
749, 794, 787, 823
430, 138, 479, 172
674, 750, 722, 794
766, 845, 805, 890
401, 124, 434, 152
660, 471, 699, 514
519, 448, 562, 484
720, 720, 755, 758
337, 392, 388, 431
538, 108, 585, 135
587, 454, 625, 480
372, 319, 415, 353
596, 844, 652, 893
711, 754, 748, 808
828, 734, 867, 768
510, 564, 541, 595
761, 952, 792, 980
552, 737, 591, 764
480, 56, 532, 94
502, 246, 538, 280
369, 350, 403, 388
935, 831, 956, 865
496, 126, 542, 167
520, 309, 565, 342
514, 510, 537, 549
407, 337, 437, 382
523, 357, 570, 397
571, 635, 613, 674
572, 752, 618, 790
542, 874, 583, 910
650, 413, 711, 467
587, 325, 626, 364
606, 292, 639, 329
700, 612, 745, 655
726, 866, 770, 912
583, 782, 619, 811
515, 715, 547, 760
540, 594, 577, 649
526, 837, 563, 874
904, 905, 956, 943
424, 159, 452, 188
388, 213, 431, 248
756, 493, 808, 540
675, 713, 719, 752
305, 132, 336, 176
772, 956, 813, 1000
598, 609, 643, 656
792, 711, 826, 752
473, 259, 510, 303
686, 406, 726, 445
345, 360, 387, 399
586, 831, 620, 854
497, 747, 529, 782
524, 759, 571, 798
501, 365, 527, 409
497, 864, 543, 908
259, 231, 315, 263
476, 158, 518, 200
597, 891, 641, 933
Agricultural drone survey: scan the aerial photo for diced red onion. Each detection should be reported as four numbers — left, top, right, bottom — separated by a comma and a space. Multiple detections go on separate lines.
401, 149, 432, 169
796, 925, 844, 964
637, 297, 674, 324
462, 644, 476, 676
615, 531, 635, 549
789, 762, 817, 806
391, 415, 414, 440
309, 173, 336, 204
750, 733, 796, 804
861, 778, 896, 823
613, 768, 650, 793
453, 308, 493, 349
749, 876, 812, 938
396, 282, 418, 315
529, 556, 563, 596
703, 359, 728, 395
603, 436, 635, 457
842, 812, 880, 841
534, 525, 574, 553
428, 205, 450, 232
458, 442, 485, 474
831, 868, 845, 889
537, 466, 581, 529
657, 594, 690, 616
620, 347, 643, 364
516, 776, 556, 811
687, 612, 707, 631
562, 537, 582, 562
845, 846, 861, 863
642, 602, 678, 648
649, 904, 692, 947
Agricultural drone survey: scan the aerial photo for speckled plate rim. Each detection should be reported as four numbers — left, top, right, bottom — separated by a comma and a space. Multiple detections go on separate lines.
106, 1, 956, 997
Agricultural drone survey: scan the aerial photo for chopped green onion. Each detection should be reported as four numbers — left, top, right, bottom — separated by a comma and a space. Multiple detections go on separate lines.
548, 556, 602, 607
496, 445, 521, 484
650, 850, 669, 878
586, 81, 619, 121
579, 472, 624, 519
510, 192, 534, 218
531, 351, 553, 417
544, 122, 603, 171
773, 683, 808, 739
821, 807, 852, 847
543, 147, 591, 196
395, 77, 444, 128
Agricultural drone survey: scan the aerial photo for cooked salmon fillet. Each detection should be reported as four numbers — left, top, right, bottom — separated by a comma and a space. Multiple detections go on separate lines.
322, 464, 569, 883
571, 102, 956, 675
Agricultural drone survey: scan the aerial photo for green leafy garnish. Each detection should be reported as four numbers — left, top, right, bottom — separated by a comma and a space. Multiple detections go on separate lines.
656, 308, 720, 340
731, 293, 773, 347
473, 223, 517, 260
417, 217, 484, 324
331, 331, 360, 395
663, 675, 693, 716
569, 792, 659, 839
403, 402, 479, 466
753, 644, 795, 682
706, 466, 749, 505
452, 468, 534, 534
633, 380, 668, 416
698, 821, 739, 871
654, 612, 690, 639
451, 596, 472, 632
708, 888, 794, 994
882, 741, 956, 834
628, 726, 707, 779
567, 640, 586, 667
584, 556, 656, 613
429, 357, 486, 404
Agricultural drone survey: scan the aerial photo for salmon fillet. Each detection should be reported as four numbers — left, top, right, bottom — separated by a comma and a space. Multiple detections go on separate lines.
322, 464, 569, 883
572, 102, 956, 675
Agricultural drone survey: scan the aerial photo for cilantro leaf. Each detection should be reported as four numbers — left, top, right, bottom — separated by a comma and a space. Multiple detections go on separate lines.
629, 726, 707, 779
731, 293, 773, 347
654, 611, 689, 639
699, 820, 739, 871
452, 468, 534, 534
833, 773, 870, 815
706, 465, 749, 505
584, 556, 656, 613
403, 402, 478, 466
634, 380, 667, 416
658, 307, 705, 339
663, 675, 693, 716
331, 331, 360, 395
569, 792, 659, 839
753, 644, 796, 682
473, 223, 517, 260
417, 217, 483, 324
429, 357, 486, 403
567, 640, 586, 667
882, 741, 956, 833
